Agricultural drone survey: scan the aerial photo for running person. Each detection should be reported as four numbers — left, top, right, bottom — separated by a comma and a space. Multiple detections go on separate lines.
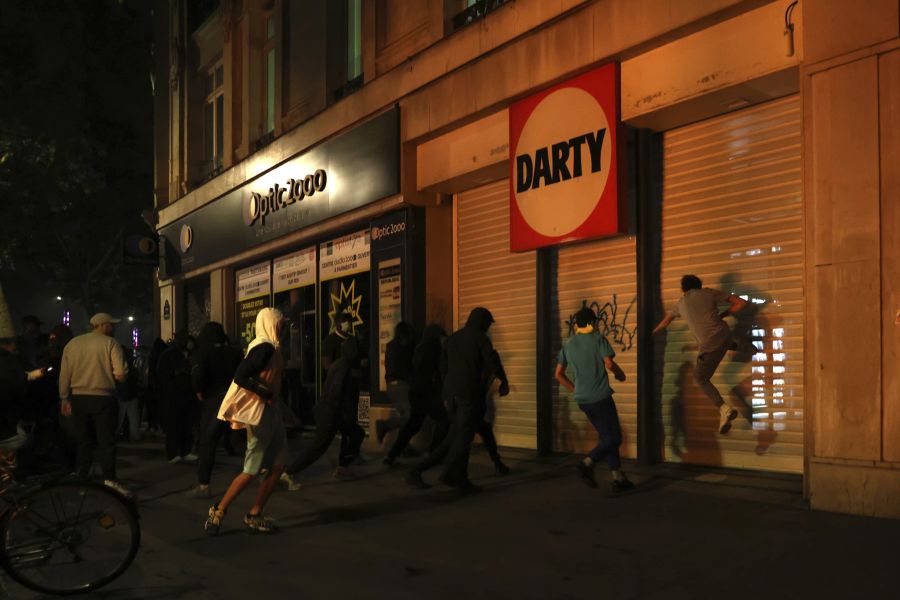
204, 308, 288, 535
555, 306, 632, 492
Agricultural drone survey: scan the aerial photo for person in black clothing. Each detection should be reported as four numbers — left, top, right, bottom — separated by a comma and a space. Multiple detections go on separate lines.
157, 332, 198, 464
476, 348, 510, 476
375, 321, 415, 447
146, 338, 168, 436
286, 338, 365, 479
321, 312, 355, 373
186, 322, 243, 499
406, 307, 509, 493
384, 323, 449, 466
47, 324, 76, 468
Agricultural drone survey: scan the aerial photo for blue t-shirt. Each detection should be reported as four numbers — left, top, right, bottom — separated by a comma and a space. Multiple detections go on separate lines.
557, 332, 615, 404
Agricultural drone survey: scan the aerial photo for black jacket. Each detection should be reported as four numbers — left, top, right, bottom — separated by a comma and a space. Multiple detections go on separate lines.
192, 343, 242, 399
410, 324, 444, 398
440, 307, 504, 404
156, 346, 193, 400
384, 338, 413, 383
0, 348, 27, 440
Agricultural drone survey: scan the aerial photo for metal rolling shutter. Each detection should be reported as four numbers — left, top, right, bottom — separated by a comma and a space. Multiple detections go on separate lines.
552, 237, 639, 458
660, 95, 803, 473
456, 181, 537, 449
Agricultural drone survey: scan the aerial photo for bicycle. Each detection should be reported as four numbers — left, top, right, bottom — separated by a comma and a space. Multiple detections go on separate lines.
0, 450, 141, 596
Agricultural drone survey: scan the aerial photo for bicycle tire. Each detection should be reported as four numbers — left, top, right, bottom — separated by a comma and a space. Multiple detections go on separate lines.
0, 480, 140, 596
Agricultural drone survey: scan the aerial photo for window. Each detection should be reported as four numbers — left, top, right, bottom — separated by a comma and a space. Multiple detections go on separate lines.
203, 63, 224, 177
347, 0, 362, 82
263, 15, 276, 135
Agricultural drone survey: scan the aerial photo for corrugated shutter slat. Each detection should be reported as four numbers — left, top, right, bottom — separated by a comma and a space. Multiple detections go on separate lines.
660, 95, 803, 473
457, 181, 537, 449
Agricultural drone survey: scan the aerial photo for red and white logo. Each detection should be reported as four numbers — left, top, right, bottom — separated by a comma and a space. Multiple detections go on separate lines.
509, 63, 624, 252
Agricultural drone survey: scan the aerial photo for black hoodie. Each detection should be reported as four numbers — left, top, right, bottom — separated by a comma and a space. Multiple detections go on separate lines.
440, 307, 500, 404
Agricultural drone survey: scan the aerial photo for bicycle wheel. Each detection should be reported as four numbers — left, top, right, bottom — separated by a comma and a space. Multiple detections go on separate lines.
0, 481, 140, 596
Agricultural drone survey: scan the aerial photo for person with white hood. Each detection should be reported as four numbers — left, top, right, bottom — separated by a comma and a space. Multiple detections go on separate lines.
204, 308, 288, 535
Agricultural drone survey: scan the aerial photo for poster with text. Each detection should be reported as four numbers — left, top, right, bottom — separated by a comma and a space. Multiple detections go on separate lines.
235, 262, 271, 348
319, 229, 370, 281
377, 258, 402, 392
273, 246, 317, 293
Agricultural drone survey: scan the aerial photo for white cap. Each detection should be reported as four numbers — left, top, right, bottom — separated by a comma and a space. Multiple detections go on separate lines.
90, 313, 121, 327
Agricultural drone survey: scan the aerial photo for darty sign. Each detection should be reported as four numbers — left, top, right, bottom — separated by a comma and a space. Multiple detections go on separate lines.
509, 63, 624, 252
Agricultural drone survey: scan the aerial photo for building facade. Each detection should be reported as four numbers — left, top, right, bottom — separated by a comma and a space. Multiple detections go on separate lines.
152, 0, 900, 518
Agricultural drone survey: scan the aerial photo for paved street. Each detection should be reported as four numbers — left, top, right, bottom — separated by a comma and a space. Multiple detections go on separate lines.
3, 435, 898, 600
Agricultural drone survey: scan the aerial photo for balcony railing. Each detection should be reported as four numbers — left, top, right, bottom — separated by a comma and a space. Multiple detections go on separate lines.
452, 0, 512, 32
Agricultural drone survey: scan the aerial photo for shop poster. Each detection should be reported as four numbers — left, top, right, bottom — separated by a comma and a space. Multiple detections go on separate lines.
273, 246, 317, 293
377, 258, 402, 392
236, 262, 271, 348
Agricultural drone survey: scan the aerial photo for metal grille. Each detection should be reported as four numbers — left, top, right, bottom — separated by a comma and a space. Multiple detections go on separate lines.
551, 237, 639, 458
660, 95, 803, 473
457, 181, 537, 449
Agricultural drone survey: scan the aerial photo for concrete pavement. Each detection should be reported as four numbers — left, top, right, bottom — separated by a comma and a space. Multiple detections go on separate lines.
3, 434, 898, 599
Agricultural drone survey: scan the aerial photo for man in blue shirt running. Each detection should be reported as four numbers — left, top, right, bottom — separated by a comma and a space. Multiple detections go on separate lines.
555, 306, 633, 492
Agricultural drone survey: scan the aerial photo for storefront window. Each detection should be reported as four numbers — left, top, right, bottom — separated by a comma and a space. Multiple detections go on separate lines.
273, 248, 317, 421
183, 274, 211, 337
235, 261, 272, 350
319, 230, 371, 392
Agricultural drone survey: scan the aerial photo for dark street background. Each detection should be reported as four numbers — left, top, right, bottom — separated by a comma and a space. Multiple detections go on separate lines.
2, 436, 896, 600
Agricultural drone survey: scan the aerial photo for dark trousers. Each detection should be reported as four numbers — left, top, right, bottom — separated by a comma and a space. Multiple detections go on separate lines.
476, 420, 502, 465
288, 400, 364, 473
387, 391, 449, 461
413, 395, 484, 485
579, 397, 622, 470
71, 394, 118, 480
165, 396, 196, 460
196, 394, 234, 485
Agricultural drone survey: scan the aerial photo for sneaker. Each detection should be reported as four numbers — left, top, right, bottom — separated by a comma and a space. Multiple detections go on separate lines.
168, 456, 182, 464
718, 405, 738, 434
375, 420, 387, 444
576, 462, 597, 488
185, 485, 211, 499
610, 477, 635, 494
405, 471, 431, 490
279, 472, 303, 492
494, 461, 510, 476
333, 466, 352, 479
103, 479, 132, 497
204, 506, 225, 536
182, 453, 199, 463
244, 513, 277, 534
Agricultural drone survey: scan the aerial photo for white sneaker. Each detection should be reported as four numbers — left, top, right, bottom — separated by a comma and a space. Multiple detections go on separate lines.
182, 453, 199, 463
718, 405, 738, 434
280, 472, 303, 492
104, 480, 132, 497
168, 456, 182, 464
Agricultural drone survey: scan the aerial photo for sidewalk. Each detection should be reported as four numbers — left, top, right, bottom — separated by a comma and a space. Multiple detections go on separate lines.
4, 436, 897, 599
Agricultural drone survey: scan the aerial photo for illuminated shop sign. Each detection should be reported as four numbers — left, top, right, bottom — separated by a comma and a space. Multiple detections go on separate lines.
158, 107, 399, 277
509, 63, 624, 252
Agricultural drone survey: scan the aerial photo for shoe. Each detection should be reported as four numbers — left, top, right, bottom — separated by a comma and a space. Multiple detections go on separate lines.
279, 472, 303, 492
405, 471, 431, 490
182, 453, 199, 463
382, 456, 396, 468
103, 479, 132, 497
718, 405, 738, 434
244, 513, 277, 534
185, 485, 211, 499
168, 456, 182, 464
205, 506, 225, 536
375, 420, 387, 444
610, 476, 635, 494
333, 466, 352, 479
576, 462, 597, 488
494, 461, 510, 476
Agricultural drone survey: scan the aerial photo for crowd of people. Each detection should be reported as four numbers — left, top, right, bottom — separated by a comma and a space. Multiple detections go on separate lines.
1, 272, 750, 536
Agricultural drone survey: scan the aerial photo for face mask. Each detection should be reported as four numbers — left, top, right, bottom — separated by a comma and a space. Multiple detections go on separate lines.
339, 321, 351, 333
